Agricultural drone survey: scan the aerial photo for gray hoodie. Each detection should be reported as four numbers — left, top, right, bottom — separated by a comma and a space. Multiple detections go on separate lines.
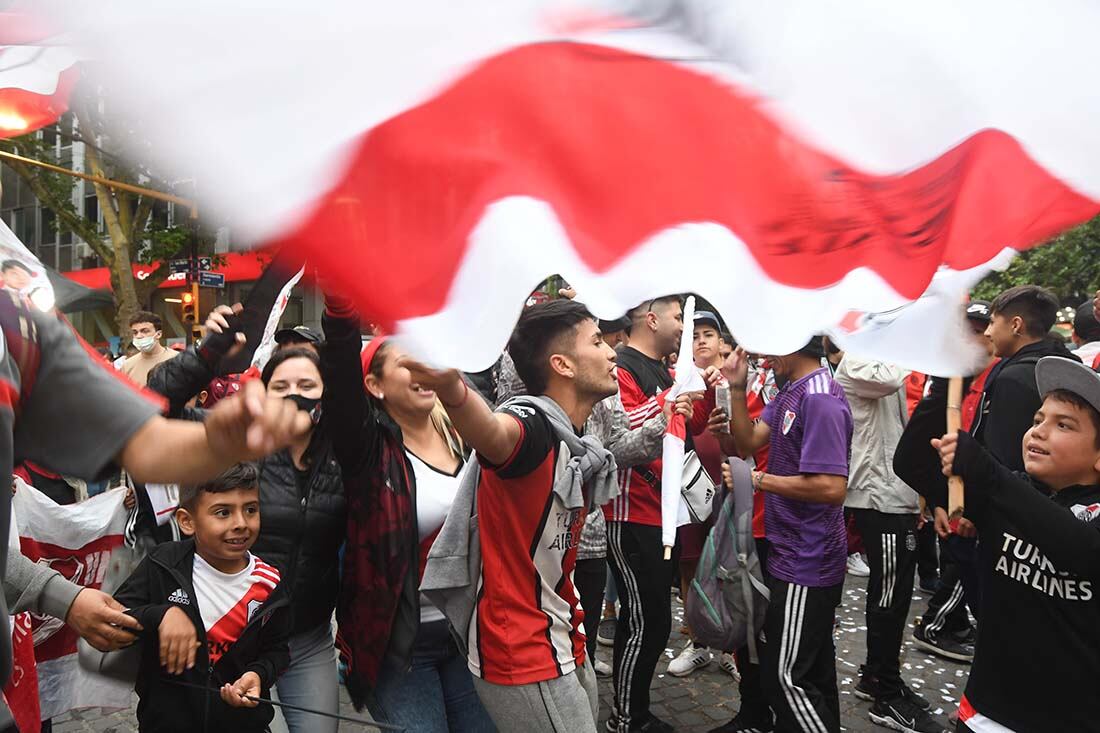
420, 394, 619, 651
833, 355, 920, 514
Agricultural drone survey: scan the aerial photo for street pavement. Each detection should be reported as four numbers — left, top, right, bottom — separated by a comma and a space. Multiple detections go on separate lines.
52, 572, 969, 732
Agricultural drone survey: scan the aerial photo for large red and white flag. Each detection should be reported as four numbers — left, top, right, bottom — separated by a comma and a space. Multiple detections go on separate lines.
43, 0, 1100, 374
0, 12, 79, 138
12, 481, 132, 720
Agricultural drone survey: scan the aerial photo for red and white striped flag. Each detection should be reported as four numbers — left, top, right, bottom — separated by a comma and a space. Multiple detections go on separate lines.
0, 12, 78, 137
42, 0, 1100, 374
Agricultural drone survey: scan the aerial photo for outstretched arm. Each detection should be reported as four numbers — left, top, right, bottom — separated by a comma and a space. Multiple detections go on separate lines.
400, 358, 521, 466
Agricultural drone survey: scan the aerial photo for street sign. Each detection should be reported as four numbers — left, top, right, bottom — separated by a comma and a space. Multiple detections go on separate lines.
170, 257, 211, 274
198, 271, 225, 288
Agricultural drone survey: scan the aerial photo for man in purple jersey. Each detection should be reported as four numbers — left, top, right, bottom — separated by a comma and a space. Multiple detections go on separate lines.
722, 337, 853, 733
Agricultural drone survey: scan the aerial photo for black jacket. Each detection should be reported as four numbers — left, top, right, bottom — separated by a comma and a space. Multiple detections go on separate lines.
114, 539, 291, 733
922, 432, 1100, 732
894, 376, 957, 510
148, 332, 349, 635
971, 338, 1079, 471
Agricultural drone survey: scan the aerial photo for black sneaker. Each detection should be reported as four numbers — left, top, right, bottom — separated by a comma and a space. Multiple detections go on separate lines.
597, 617, 617, 647
950, 625, 977, 646
869, 695, 945, 733
854, 668, 932, 712
707, 711, 775, 733
913, 624, 974, 663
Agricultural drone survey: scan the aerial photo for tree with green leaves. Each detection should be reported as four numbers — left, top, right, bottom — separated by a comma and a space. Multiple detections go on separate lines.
972, 215, 1100, 305
0, 93, 214, 337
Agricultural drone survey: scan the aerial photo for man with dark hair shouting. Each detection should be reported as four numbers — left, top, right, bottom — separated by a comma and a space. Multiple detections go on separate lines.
407, 299, 623, 732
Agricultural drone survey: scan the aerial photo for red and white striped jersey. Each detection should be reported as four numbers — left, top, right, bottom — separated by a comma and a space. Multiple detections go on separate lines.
192, 553, 280, 664
467, 403, 587, 685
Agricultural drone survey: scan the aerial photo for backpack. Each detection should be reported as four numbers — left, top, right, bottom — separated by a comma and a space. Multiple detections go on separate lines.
685, 457, 770, 662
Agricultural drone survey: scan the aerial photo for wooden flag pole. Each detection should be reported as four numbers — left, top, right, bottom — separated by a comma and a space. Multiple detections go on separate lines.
946, 377, 965, 517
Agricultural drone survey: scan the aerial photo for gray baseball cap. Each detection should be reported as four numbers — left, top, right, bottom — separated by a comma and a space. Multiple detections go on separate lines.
1035, 356, 1100, 417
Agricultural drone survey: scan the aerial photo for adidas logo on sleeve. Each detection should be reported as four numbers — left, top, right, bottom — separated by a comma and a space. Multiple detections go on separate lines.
167, 588, 191, 605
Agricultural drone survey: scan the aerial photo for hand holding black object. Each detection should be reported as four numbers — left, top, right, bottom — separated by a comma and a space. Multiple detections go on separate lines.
199, 303, 247, 363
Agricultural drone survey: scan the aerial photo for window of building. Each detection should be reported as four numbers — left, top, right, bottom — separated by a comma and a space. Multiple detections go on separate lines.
40, 208, 57, 245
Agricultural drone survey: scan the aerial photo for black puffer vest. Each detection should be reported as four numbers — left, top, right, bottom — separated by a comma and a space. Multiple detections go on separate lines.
254, 432, 347, 635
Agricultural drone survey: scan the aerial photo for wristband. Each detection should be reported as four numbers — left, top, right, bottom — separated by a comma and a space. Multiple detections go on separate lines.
753, 471, 765, 491
440, 379, 470, 409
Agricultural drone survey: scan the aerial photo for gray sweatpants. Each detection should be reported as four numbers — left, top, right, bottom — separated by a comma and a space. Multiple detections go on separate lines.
472, 660, 599, 732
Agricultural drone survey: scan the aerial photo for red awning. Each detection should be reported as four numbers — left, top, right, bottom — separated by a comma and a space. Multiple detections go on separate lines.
62, 251, 272, 291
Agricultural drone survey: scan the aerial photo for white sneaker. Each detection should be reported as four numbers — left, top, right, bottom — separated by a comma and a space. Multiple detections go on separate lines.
846, 553, 871, 577
718, 652, 741, 682
594, 658, 612, 677
667, 641, 711, 677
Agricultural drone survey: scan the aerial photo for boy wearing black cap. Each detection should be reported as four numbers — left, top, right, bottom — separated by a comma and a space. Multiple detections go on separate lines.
925, 357, 1100, 732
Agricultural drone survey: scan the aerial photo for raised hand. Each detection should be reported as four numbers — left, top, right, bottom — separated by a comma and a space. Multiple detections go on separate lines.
200, 303, 247, 360
721, 347, 750, 390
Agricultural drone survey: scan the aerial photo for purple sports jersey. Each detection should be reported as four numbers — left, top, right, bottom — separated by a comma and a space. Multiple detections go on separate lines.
761, 368, 853, 587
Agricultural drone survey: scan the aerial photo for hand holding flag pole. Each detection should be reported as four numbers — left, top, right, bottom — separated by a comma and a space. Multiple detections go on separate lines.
660, 296, 707, 561
945, 377, 965, 518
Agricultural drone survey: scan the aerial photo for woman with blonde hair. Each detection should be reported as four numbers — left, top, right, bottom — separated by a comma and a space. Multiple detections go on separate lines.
333, 329, 493, 733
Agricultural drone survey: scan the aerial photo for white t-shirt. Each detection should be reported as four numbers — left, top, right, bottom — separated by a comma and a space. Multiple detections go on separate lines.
407, 450, 461, 624
192, 552, 280, 663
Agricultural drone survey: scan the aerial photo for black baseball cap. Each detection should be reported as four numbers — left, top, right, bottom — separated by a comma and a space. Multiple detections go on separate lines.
274, 325, 322, 345
693, 310, 722, 331
965, 300, 992, 324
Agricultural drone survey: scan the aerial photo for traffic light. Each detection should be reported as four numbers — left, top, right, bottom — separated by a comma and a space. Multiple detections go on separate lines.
181, 285, 198, 324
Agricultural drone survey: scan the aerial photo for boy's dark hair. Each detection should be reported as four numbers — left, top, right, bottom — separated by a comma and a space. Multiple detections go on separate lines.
179, 462, 260, 512
797, 335, 827, 360
1044, 389, 1100, 449
129, 310, 162, 331
989, 285, 1059, 338
260, 346, 321, 385
508, 299, 596, 394
720, 331, 734, 346
2, 260, 32, 274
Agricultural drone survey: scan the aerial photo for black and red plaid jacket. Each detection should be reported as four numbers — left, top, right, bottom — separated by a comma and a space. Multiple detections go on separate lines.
321, 306, 419, 710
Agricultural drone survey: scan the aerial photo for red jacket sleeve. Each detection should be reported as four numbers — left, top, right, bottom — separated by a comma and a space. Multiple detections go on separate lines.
618, 369, 666, 429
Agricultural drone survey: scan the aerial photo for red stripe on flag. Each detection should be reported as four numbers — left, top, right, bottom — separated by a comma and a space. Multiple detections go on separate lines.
278, 42, 1099, 333
0, 66, 78, 139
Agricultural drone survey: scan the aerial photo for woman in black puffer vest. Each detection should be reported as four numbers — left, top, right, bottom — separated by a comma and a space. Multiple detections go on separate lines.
147, 299, 358, 733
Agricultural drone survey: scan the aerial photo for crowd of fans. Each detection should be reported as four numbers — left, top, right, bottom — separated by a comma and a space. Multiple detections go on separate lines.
4, 281, 1100, 733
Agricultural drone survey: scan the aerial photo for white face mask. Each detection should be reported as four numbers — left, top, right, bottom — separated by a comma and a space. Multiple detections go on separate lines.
133, 335, 158, 353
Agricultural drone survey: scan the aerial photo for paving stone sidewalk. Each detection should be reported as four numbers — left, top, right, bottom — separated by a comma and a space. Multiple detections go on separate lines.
53, 573, 969, 732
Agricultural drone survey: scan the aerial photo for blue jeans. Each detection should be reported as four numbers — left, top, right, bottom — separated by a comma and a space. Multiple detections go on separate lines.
270, 621, 340, 733
368, 620, 496, 732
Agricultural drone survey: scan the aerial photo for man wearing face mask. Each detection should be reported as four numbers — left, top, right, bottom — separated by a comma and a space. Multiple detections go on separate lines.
120, 311, 177, 387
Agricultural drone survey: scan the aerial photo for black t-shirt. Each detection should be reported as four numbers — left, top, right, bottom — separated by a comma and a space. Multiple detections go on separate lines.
953, 432, 1100, 732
